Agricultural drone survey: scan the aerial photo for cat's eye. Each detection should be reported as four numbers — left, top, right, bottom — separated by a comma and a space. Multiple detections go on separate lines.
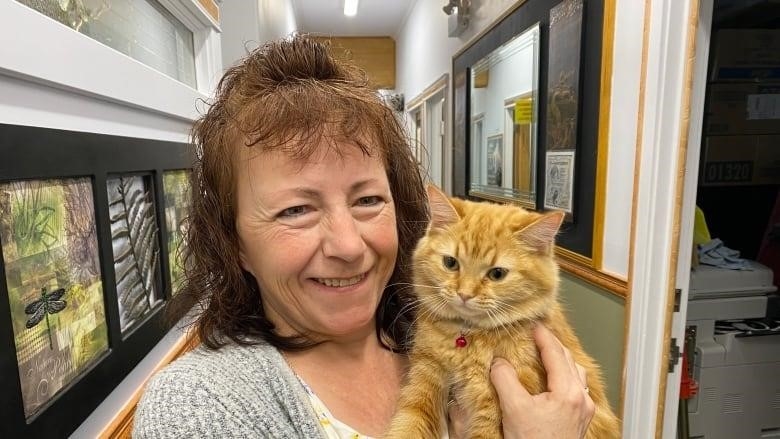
442, 255, 459, 270
487, 267, 508, 281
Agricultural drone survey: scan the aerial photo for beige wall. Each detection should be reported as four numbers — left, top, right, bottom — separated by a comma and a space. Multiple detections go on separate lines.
559, 272, 625, 413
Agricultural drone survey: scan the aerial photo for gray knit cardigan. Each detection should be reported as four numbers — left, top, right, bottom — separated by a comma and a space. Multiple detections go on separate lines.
133, 341, 328, 438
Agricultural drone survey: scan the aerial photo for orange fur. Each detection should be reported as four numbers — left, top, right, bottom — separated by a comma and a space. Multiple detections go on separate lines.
384, 186, 620, 438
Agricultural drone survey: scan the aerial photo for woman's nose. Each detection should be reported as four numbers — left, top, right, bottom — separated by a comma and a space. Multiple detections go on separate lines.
322, 210, 367, 262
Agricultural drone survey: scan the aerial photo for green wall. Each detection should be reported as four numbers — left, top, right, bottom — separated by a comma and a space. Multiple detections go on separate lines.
559, 272, 626, 414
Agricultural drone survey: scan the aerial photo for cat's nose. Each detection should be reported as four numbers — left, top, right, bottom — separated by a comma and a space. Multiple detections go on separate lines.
457, 292, 472, 303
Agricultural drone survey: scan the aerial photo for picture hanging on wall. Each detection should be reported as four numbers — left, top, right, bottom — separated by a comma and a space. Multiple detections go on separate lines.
545, 0, 583, 151
0, 178, 109, 419
544, 0, 583, 217
544, 150, 575, 213
487, 133, 504, 187
162, 170, 192, 295
106, 174, 162, 334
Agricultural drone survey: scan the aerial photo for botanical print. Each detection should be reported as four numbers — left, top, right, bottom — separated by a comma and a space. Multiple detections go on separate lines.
0, 178, 108, 419
162, 170, 191, 295
107, 175, 161, 333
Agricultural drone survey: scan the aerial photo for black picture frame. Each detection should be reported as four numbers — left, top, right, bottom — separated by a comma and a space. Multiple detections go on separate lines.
453, 0, 604, 257
0, 123, 193, 437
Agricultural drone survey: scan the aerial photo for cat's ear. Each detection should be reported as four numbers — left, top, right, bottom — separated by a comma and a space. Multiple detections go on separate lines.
515, 211, 565, 253
426, 184, 460, 230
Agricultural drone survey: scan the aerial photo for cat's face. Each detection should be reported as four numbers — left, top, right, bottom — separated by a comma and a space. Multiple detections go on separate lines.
411, 186, 564, 328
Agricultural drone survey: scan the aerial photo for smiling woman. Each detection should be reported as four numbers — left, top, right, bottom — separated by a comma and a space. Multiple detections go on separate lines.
132, 34, 597, 439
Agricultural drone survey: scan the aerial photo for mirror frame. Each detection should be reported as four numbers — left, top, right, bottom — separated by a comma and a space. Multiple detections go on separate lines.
467, 23, 540, 210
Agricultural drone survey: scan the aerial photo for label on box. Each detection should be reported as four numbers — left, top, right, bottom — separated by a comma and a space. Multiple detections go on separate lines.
747, 94, 780, 120
702, 161, 754, 184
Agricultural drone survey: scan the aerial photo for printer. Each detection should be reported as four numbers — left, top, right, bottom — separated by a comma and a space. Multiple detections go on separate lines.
686, 261, 780, 439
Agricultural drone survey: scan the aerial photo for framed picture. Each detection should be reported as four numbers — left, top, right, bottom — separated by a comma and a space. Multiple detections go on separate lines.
486, 133, 504, 187
0, 177, 109, 420
544, 150, 576, 213
162, 169, 193, 295
0, 124, 193, 437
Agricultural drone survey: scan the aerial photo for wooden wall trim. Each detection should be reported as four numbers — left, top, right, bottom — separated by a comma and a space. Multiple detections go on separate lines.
98, 331, 200, 439
556, 247, 628, 298
197, 0, 219, 22
592, 0, 617, 269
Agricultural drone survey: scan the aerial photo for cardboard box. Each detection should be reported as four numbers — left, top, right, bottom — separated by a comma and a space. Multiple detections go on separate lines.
710, 29, 780, 81
705, 83, 780, 135
700, 135, 780, 186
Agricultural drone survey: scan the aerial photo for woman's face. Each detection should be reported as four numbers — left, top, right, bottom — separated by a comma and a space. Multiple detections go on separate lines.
235, 142, 398, 341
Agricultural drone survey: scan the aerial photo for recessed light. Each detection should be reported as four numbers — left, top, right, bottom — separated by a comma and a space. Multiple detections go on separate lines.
344, 0, 358, 17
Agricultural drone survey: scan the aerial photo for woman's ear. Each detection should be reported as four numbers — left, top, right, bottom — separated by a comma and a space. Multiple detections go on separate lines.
238, 246, 254, 276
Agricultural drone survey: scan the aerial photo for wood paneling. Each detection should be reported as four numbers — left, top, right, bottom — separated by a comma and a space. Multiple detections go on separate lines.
314, 37, 396, 89
555, 247, 628, 297
473, 68, 490, 88
197, 0, 219, 22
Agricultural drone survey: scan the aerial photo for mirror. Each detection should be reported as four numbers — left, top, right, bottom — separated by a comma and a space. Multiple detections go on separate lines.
469, 23, 540, 209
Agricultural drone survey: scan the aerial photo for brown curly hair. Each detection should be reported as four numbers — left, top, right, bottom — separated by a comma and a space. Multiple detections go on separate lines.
167, 34, 428, 352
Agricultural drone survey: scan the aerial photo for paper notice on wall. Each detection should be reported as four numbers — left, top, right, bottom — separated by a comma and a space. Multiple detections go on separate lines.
747, 94, 780, 119
544, 150, 575, 213
514, 98, 534, 124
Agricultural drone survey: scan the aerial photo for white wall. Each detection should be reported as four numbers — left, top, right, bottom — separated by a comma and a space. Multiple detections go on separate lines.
395, 0, 518, 101
600, 0, 644, 278
220, 0, 298, 69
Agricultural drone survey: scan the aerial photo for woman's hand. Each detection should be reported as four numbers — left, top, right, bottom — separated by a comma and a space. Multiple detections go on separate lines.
490, 324, 595, 438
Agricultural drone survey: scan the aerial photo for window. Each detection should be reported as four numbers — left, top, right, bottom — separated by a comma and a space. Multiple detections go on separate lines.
18, 0, 196, 88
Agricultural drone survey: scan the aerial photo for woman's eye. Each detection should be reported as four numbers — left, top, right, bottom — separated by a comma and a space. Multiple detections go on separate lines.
487, 267, 508, 281
279, 205, 308, 217
442, 255, 459, 270
356, 196, 382, 206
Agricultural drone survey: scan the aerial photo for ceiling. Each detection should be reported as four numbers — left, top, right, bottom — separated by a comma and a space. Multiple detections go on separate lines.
291, 0, 417, 37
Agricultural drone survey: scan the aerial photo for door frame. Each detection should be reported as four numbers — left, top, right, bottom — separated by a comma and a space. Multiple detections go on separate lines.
621, 0, 706, 437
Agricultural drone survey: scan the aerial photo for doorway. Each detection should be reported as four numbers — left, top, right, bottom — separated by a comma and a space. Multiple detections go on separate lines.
666, 1, 780, 437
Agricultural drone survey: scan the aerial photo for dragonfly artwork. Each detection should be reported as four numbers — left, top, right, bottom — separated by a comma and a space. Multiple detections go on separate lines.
24, 286, 68, 350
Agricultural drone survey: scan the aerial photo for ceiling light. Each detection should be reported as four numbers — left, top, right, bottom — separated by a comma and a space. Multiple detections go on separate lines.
344, 0, 358, 16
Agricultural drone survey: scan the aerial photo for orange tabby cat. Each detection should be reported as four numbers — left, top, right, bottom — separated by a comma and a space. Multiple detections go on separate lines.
384, 185, 620, 438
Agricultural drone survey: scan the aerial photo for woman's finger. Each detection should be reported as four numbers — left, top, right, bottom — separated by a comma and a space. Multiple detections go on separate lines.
532, 324, 573, 392
490, 357, 532, 413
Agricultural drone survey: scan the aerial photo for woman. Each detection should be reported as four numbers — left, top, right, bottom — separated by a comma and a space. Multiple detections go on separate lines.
133, 35, 594, 438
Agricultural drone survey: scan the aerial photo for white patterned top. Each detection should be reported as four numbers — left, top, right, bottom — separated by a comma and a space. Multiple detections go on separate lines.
298, 377, 374, 439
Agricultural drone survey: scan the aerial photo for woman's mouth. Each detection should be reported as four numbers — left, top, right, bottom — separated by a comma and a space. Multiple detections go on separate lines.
314, 273, 366, 287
